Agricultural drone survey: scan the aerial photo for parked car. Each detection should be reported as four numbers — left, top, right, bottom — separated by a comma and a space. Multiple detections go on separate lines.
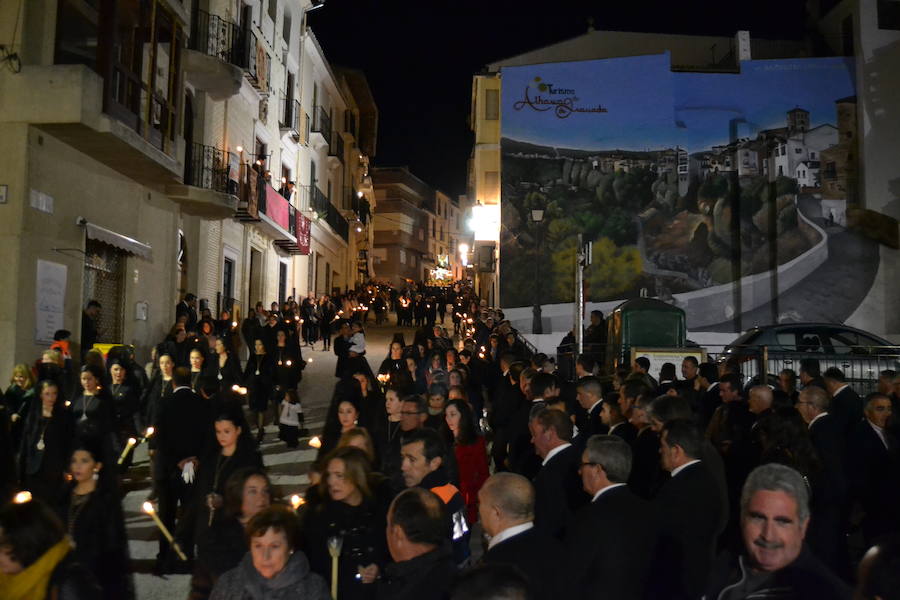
719, 323, 900, 394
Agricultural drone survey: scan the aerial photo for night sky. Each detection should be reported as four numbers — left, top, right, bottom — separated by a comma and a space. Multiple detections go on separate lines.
308, 0, 808, 197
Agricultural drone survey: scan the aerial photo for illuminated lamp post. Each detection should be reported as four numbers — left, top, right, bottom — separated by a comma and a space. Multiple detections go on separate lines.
531, 209, 544, 335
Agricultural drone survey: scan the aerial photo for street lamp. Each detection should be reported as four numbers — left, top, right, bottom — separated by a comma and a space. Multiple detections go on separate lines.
531, 209, 544, 335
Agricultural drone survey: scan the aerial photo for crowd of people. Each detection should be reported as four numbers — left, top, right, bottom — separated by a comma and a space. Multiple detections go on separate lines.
2, 281, 900, 600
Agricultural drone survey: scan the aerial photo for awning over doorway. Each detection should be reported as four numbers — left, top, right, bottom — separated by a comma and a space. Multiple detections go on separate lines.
78, 218, 153, 260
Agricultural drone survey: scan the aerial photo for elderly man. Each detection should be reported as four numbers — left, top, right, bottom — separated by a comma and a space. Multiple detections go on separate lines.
479, 473, 562, 600
574, 376, 607, 448
377, 488, 457, 600
565, 435, 654, 599
849, 393, 900, 545
705, 463, 851, 599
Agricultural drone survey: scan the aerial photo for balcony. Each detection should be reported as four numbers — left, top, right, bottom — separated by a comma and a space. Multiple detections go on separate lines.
327, 133, 344, 169
184, 10, 244, 100
304, 185, 349, 243
4, 65, 183, 188
341, 187, 371, 225
310, 106, 332, 149
166, 143, 239, 218
280, 97, 301, 140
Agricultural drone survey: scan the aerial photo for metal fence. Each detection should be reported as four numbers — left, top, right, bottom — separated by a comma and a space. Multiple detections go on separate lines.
312, 106, 332, 142
189, 9, 242, 66
83, 239, 124, 344
185, 142, 234, 193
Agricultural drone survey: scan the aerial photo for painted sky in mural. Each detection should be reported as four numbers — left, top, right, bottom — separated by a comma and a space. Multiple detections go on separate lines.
500, 54, 866, 332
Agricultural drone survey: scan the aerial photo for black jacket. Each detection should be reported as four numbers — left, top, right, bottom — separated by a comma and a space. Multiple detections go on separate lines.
482, 525, 563, 600
628, 426, 665, 499
49, 551, 104, 600
532, 444, 588, 539
652, 460, 727, 600
19, 404, 75, 503
829, 385, 863, 439
155, 387, 213, 479
704, 546, 852, 600
376, 543, 456, 600
564, 485, 655, 600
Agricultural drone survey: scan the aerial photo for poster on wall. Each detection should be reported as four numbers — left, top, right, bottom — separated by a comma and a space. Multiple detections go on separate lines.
35, 259, 67, 344
499, 54, 875, 334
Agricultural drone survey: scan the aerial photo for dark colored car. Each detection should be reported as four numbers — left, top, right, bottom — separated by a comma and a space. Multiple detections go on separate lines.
720, 323, 899, 393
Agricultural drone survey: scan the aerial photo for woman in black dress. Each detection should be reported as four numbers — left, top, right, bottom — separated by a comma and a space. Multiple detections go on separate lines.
189, 348, 209, 393
243, 339, 273, 442
70, 365, 117, 451
318, 296, 336, 352
18, 380, 75, 503
59, 438, 134, 600
300, 446, 390, 600
212, 338, 242, 393
108, 360, 141, 471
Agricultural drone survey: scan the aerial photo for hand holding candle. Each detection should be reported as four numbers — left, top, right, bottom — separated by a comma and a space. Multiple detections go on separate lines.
143, 502, 188, 561
308, 436, 322, 449
327, 536, 343, 599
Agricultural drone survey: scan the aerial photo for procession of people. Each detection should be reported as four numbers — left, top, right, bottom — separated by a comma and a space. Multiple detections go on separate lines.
2, 280, 900, 600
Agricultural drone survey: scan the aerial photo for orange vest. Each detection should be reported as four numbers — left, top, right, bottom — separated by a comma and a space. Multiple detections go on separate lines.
430, 483, 460, 505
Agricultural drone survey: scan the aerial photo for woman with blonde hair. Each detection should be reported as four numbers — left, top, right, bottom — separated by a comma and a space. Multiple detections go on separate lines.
4, 364, 35, 450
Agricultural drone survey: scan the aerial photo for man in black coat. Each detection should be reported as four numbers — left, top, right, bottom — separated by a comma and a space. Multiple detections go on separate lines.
795, 385, 849, 571
705, 463, 851, 600
488, 357, 524, 472
848, 393, 900, 545
378, 488, 457, 600
573, 376, 607, 449
565, 435, 655, 599
530, 408, 588, 539
479, 472, 562, 600
603, 395, 637, 445
823, 367, 863, 439
332, 321, 352, 379
175, 293, 198, 333
154, 367, 213, 571
507, 372, 556, 478
652, 418, 727, 600
80, 300, 101, 361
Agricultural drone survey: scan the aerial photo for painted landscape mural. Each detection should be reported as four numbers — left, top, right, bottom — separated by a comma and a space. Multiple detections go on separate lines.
499, 53, 875, 332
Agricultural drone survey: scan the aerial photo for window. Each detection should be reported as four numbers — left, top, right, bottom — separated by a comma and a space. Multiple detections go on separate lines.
268, 0, 277, 23
282, 9, 292, 43
485, 89, 500, 120
484, 171, 500, 200
255, 138, 268, 169
400, 249, 406, 264
809, 152, 816, 160
223, 257, 235, 302
278, 261, 288, 305
795, 147, 803, 154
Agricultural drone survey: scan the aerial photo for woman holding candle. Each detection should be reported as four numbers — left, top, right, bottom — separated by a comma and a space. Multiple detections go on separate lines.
191, 468, 273, 600
318, 398, 361, 459
59, 438, 134, 599
0, 496, 102, 598
189, 348, 210, 393
18, 381, 75, 503
318, 296, 336, 352
441, 398, 489, 524
141, 353, 175, 441
244, 339, 274, 443
213, 338, 242, 393
300, 447, 389, 600
70, 365, 117, 447
3, 364, 35, 451
210, 504, 328, 600
108, 360, 141, 471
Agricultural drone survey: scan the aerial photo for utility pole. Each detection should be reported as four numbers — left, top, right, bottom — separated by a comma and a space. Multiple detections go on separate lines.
574, 235, 591, 359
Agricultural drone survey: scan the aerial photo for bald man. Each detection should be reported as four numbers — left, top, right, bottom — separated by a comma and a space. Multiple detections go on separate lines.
479, 473, 563, 600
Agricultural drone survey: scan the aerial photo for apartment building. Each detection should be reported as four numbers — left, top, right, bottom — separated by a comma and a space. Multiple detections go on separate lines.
0, 0, 376, 375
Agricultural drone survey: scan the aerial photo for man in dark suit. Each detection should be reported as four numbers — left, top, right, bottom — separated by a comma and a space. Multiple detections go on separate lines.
823, 367, 863, 439
696, 362, 720, 430
175, 293, 198, 333
573, 376, 606, 449
796, 385, 849, 572
530, 408, 588, 539
848, 393, 900, 545
489, 357, 525, 472
155, 367, 213, 572
565, 435, 655, 599
507, 372, 556, 478
652, 418, 727, 600
799, 357, 826, 391
478, 472, 562, 600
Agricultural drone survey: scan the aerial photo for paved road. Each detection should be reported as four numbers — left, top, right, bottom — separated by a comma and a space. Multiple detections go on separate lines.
697, 194, 880, 332
127, 316, 419, 599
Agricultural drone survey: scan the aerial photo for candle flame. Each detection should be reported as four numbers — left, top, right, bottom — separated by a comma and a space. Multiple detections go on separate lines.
127, 437, 137, 447
290, 494, 305, 509
286, 360, 292, 366
308, 436, 322, 449
142, 501, 155, 514
145, 426, 155, 437
13, 491, 32, 504
232, 321, 238, 327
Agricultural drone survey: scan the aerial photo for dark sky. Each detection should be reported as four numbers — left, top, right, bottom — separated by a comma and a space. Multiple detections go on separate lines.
308, 0, 808, 197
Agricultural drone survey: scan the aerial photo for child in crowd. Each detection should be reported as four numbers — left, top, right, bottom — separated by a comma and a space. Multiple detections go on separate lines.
278, 389, 305, 448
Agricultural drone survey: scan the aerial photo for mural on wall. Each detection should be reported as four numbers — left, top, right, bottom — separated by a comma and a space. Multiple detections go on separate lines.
499, 53, 875, 332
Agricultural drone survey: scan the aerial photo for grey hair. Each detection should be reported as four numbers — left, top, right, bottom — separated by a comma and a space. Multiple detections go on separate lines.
481, 473, 534, 521
741, 463, 810, 523
799, 386, 829, 412
585, 435, 632, 483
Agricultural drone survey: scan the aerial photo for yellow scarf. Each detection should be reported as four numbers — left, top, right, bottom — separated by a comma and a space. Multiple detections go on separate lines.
0, 538, 72, 600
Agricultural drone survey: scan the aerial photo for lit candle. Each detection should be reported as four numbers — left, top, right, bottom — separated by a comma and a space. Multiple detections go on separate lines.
118, 438, 137, 465
308, 436, 322, 449
13, 491, 32, 504
290, 494, 305, 510
328, 536, 343, 599
232, 321, 238, 328
142, 502, 188, 561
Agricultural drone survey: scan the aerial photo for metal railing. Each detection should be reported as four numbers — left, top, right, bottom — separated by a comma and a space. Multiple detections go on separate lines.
184, 142, 235, 194
189, 9, 243, 67
304, 184, 349, 242
280, 97, 300, 133
311, 106, 332, 143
